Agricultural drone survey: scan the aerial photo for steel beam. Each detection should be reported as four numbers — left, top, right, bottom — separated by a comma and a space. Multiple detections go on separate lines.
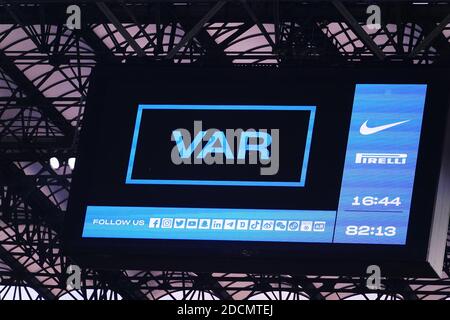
0, 245, 57, 300
410, 12, 450, 58
166, 0, 226, 59
96, 1, 146, 57
0, 159, 149, 300
0, 52, 75, 142
332, 0, 385, 60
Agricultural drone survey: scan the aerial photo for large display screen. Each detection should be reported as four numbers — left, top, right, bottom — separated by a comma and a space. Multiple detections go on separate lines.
64, 65, 450, 275
82, 85, 426, 245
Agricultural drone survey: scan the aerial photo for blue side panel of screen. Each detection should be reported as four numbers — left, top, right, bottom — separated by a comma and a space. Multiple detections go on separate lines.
333, 84, 427, 244
83, 206, 336, 243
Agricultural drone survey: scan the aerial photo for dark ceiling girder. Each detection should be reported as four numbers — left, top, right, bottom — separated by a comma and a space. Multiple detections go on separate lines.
0, 160, 64, 232
273, 0, 280, 46
2, 2, 449, 24
195, 273, 234, 300
216, 21, 254, 50
331, 0, 385, 60
166, 0, 226, 59
0, 145, 75, 162
410, 12, 450, 58
75, 28, 118, 61
242, 0, 276, 48
1, 136, 74, 148
0, 244, 58, 300
414, 21, 450, 64
3, 5, 46, 52
384, 278, 419, 300
0, 52, 75, 143
119, 2, 159, 52
0, 163, 60, 300
178, 18, 233, 64
97, 270, 149, 300
290, 275, 325, 300
96, 1, 147, 57
283, 14, 347, 65
0, 159, 149, 300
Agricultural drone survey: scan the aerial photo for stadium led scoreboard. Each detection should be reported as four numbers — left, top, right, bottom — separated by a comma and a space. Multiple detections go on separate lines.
64, 65, 450, 277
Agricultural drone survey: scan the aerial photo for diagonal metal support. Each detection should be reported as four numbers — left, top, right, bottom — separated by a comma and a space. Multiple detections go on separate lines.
273, 0, 280, 47
4, 5, 44, 52
0, 52, 75, 142
217, 22, 254, 50
179, 19, 232, 64
384, 278, 419, 300
119, 1, 158, 51
0, 158, 148, 300
0, 159, 64, 231
242, 0, 275, 49
75, 28, 118, 61
96, 1, 146, 57
332, 0, 385, 60
0, 164, 58, 300
195, 273, 234, 300
166, 0, 226, 60
0, 245, 57, 300
293, 15, 347, 64
290, 275, 325, 300
410, 12, 450, 58
98, 270, 149, 300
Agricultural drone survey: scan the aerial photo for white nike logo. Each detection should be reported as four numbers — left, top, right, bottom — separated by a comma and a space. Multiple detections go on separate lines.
359, 120, 410, 135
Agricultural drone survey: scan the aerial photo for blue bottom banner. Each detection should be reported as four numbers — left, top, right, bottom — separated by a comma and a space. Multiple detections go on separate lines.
83, 206, 337, 243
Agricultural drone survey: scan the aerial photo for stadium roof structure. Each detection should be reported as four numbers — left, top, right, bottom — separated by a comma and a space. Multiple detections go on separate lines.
0, 0, 450, 300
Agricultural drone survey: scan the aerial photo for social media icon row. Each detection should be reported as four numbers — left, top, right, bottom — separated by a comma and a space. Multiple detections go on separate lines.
149, 218, 326, 232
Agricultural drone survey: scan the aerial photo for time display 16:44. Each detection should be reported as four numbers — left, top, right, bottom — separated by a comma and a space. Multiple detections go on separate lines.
351, 196, 401, 207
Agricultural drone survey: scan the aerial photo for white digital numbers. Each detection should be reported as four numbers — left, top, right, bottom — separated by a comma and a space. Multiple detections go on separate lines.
352, 196, 401, 207
345, 225, 396, 237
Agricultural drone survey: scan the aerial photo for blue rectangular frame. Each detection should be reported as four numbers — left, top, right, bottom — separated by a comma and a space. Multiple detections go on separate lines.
125, 104, 316, 187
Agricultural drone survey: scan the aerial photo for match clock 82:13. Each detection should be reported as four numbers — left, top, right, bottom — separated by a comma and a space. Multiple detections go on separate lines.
345, 226, 396, 236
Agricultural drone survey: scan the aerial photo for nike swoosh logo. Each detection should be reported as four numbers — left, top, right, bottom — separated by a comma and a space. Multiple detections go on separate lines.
360, 120, 410, 135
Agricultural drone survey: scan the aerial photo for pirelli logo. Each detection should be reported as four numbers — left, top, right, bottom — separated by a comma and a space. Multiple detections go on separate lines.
355, 153, 408, 165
